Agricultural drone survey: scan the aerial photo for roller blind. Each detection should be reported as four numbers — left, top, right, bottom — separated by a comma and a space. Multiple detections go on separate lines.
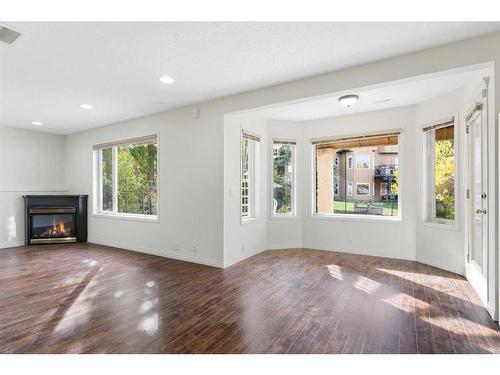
273, 139, 296, 145
93, 134, 158, 150
242, 130, 261, 142
311, 130, 401, 149
422, 116, 455, 133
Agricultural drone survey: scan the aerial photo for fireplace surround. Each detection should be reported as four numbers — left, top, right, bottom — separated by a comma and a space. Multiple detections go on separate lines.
24, 195, 88, 245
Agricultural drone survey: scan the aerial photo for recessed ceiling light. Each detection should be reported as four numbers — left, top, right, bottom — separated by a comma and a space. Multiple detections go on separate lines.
80, 104, 93, 110
31, 121, 43, 126
338, 94, 359, 108
159, 75, 174, 84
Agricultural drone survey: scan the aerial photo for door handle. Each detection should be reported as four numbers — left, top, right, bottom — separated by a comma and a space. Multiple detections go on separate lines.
475, 208, 487, 214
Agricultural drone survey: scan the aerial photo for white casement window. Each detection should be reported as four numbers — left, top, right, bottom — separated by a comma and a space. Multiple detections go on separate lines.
423, 117, 456, 223
272, 139, 296, 217
241, 130, 260, 220
94, 135, 159, 219
312, 131, 401, 218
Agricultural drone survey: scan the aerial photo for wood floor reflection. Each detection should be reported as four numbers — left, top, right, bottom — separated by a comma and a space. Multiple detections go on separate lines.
1, 243, 499, 353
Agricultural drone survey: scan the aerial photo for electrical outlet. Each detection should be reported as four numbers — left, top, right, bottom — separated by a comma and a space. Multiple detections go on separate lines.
241, 243, 246, 252
174, 242, 179, 251
193, 245, 198, 254
347, 239, 353, 246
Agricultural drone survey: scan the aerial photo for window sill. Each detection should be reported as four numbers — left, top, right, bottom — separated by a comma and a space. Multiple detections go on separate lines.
270, 215, 300, 220
93, 212, 159, 223
310, 213, 402, 223
417, 220, 458, 231
241, 217, 258, 225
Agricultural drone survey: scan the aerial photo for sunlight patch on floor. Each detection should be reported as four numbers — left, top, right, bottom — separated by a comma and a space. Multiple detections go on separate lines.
353, 275, 381, 295
326, 264, 344, 280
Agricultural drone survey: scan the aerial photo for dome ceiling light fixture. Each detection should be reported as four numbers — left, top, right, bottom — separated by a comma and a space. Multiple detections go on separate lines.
338, 94, 359, 108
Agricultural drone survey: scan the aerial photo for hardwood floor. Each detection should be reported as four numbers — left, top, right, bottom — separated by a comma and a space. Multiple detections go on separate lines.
1, 243, 499, 353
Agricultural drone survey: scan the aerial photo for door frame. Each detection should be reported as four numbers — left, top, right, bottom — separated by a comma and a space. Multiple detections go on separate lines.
464, 76, 497, 320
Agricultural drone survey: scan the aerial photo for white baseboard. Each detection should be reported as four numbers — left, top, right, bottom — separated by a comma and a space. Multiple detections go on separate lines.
88, 237, 223, 268
267, 243, 303, 250
223, 246, 266, 268
303, 242, 415, 262
0, 240, 24, 249
415, 255, 464, 276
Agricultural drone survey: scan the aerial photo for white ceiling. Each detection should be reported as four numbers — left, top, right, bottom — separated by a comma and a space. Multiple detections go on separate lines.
1, 22, 499, 135
257, 68, 489, 122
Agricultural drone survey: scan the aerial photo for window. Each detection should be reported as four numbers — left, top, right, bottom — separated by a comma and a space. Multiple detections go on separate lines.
94, 135, 158, 218
356, 155, 370, 169
423, 117, 455, 222
347, 181, 353, 196
380, 182, 388, 195
241, 130, 260, 220
334, 181, 340, 196
313, 131, 400, 217
272, 140, 296, 216
356, 183, 370, 195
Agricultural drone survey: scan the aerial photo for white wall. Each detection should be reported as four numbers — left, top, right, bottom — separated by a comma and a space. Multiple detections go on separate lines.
415, 89, 467, 274
61, 31, 500, 317
300, 106, 417, 260
267, 120, 304, 250
0, 125, 67, 248
223, 113, 269, 267
65, 108, 224, 267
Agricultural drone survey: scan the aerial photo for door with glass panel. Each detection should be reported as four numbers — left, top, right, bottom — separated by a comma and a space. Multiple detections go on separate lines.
466, 96, 488, 306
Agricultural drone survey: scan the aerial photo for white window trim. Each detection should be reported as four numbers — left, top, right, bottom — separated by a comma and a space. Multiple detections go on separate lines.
356, 182, 371, 196
241, 130, 260, 223
93, 134, 160, 221
422, 117, 458, 227
311, 130, 403, 222
271, 138, 297, 218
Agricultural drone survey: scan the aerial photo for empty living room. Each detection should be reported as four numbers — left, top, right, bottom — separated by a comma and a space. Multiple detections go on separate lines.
2, 1, 500, 373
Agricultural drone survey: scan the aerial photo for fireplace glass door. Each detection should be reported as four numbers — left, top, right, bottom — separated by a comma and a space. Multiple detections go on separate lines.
30, 211, 76, 243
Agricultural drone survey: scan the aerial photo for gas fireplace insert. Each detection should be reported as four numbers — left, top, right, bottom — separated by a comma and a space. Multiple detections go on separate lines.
24, 195, 88, 245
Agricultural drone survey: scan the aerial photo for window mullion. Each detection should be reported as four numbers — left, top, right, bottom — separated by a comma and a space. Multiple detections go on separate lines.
112, 146, 118, 213
98, 150, 103, 213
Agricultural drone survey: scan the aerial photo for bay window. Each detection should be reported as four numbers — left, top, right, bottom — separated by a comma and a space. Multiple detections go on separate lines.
423, 117, 456, 222
272, 139, 296, 216
241, 130, 260, 220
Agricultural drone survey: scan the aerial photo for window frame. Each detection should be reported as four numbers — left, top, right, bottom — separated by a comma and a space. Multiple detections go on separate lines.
347, 155, 353, 169
310, 129, 403, 222
356, 182, 371, 196
347, 181, 353, 196
93, 134, 160, 222
241, 130, 260, 223
271, 138, 297, 218
423, 117, 458, 226
355, 154, 371, 169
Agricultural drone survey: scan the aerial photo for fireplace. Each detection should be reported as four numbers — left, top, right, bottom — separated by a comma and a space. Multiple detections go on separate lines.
24, 195, 88, 245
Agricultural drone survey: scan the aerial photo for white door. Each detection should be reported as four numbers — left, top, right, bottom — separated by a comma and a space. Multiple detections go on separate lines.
466, 98, 488, 306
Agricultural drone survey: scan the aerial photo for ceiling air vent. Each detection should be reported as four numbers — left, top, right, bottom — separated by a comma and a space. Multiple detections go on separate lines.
0, 25, 22, 45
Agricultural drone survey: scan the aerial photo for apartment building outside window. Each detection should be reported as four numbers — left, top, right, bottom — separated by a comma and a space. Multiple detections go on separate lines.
313, 131, 400, 217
